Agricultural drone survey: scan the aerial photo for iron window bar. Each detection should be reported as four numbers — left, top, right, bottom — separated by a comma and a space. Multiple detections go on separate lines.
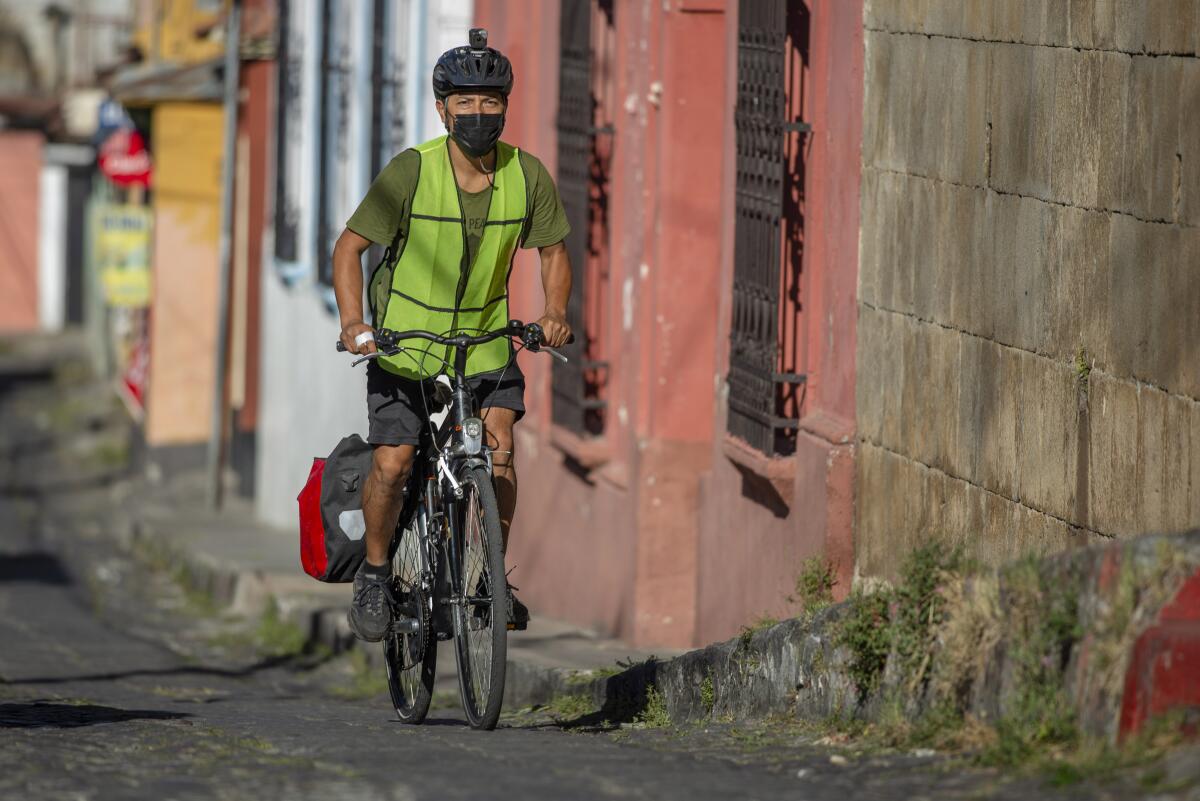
726, 0, 807, 457
552, 0, 609, 437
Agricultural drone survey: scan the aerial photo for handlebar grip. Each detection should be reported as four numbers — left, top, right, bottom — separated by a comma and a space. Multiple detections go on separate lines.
565, 333, 576, 345
336, 341, 347, 352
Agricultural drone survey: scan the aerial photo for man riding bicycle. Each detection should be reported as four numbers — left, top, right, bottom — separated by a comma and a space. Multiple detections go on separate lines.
332, 30, 572, 643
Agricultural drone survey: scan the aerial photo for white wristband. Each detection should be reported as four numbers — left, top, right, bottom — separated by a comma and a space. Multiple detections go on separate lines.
354, 331, 375, 347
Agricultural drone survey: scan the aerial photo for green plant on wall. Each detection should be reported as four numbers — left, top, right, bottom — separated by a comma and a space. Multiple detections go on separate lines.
1075, 347, 1092, 395
790, 557, 838, 619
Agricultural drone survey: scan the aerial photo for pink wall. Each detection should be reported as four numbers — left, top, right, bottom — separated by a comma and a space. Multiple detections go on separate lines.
695, 0, 863, 645
476, 0, 864, 649
0, 132, 43, 332
476, 0, 642, 637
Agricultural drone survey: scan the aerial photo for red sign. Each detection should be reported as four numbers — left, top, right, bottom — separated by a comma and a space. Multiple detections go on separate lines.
117, 311, 150, 419
98, 129, 152, 188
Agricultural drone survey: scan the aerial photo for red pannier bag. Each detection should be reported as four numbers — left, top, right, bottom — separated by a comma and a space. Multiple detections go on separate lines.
298, 434, 373, 582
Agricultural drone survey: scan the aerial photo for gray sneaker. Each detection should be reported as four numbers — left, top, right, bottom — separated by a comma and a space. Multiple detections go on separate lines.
348, 563, 393, 642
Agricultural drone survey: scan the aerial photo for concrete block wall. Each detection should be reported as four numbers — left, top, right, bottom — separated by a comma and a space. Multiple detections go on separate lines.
856, 0, 1200, 579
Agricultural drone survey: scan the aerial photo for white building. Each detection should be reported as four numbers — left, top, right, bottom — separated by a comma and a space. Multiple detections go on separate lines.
256, 0, 473, 527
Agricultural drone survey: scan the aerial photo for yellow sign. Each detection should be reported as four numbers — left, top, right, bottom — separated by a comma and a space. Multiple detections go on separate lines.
94, 204, 152, 307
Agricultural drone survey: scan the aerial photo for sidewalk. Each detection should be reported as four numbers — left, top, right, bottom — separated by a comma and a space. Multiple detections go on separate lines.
127, 468, 666, 706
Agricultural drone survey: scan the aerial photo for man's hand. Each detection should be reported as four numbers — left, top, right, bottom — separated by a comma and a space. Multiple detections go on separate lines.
535, 311, 571, 348
340, 320, 378, 355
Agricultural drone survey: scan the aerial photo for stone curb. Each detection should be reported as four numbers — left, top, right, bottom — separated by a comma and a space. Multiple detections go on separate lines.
541, 609, 856, 727
122, 501, 1200, 737
543, 531, 1200, 740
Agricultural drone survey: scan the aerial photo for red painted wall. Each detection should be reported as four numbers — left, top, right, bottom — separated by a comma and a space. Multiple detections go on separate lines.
0, 132, 43, 332
234, 59, 272, 432
476, 0, 642, 638
695, 0, 863, 645
475, 0, 863, 649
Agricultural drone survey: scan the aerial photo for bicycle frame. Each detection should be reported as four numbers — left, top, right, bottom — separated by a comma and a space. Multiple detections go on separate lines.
341, 320, 571, 725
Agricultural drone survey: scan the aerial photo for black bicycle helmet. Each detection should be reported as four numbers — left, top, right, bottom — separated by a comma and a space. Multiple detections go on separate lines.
432, 28, 514, 100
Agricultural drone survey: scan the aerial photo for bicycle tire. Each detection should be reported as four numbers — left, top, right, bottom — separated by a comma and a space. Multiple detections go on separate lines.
384, 515, 436, 724
450, 465, 507, 730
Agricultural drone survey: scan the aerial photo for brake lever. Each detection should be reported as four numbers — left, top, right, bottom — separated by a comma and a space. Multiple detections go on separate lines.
351, 347, 402, 367
542, 347, 569, 364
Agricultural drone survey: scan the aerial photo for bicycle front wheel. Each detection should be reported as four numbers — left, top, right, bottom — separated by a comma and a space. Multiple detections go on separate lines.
450, 465, 507, 730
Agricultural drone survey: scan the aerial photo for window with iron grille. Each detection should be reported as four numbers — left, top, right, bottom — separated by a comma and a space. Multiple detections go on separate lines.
726, 0, 809, 457
367, 0, 408, 270
273, 0, 303, 263
315, 0, 352, 286
553, 0, 614, 437
276, 1, 402, 282
370, 0, 407, 179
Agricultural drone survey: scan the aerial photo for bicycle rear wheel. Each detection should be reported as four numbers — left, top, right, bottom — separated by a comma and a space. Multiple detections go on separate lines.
450, 465, 507, 730
383, 514, 436, 724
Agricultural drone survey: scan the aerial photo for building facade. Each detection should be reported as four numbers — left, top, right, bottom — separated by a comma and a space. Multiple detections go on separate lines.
96, 0, 1196, 653
473, 0, 863, 647
255, 0, 475, 524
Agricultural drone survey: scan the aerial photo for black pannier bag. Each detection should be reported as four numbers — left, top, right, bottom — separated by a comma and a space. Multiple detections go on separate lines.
298, 434, 373, 582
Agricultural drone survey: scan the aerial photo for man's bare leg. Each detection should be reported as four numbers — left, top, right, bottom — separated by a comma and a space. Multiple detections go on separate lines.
483, 407, 527, 628
483, 407, 518, 552
362, 444, 417, 566
348, 443, 416, 642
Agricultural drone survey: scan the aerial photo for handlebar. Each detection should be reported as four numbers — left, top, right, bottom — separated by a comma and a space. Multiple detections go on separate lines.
336, 320, 575, 364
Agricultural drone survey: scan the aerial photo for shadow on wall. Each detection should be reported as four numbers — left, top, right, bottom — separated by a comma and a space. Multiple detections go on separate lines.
734, 465, 789, 520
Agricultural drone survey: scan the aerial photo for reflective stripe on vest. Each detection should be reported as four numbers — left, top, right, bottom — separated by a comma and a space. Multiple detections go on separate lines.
378, 136, 527, 380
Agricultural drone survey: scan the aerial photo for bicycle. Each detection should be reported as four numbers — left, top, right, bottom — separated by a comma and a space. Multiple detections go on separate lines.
336, 320, 570, 730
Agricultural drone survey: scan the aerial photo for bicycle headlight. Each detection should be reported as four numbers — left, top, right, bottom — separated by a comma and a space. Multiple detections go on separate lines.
462, 417, 484, 455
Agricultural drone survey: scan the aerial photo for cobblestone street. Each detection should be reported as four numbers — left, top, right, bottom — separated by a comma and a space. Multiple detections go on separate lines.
4, 360, 1194, 801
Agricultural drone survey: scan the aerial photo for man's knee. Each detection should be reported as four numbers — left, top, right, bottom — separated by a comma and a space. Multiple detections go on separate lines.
484, 409, 516, 450
372, 444, 415, 488
486, 425, 516, 468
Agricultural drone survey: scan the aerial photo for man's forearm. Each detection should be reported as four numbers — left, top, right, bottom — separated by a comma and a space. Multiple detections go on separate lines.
540, 243, 571, 317
333, 236, 367, 327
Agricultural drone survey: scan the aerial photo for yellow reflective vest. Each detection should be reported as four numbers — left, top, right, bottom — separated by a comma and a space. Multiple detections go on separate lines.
368, 135, 528, 380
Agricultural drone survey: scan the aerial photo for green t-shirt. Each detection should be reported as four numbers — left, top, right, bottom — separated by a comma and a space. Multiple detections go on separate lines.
346, 146, 570, 264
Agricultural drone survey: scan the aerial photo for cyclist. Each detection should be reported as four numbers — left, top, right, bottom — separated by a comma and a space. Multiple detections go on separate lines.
332, 29, 572, 643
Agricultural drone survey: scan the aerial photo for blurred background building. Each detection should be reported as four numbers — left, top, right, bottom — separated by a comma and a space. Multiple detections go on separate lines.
3, 0, 1197, 649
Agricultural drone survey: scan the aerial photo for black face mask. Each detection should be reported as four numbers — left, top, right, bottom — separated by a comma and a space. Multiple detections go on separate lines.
445, 111, 505, 158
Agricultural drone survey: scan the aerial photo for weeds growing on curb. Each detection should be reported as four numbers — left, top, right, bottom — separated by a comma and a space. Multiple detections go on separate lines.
978, 556, 1082, 765
545, 693, 596, 721
637, 685, 671, 728
838, 590, 891, 700
790, 557, 838, 619
700, 674, 715, 714
254, 597, 308, 658
837, 544, 970, 701
738, 615, 779, 648
825, 541, 1200, 790
834, 546, 1085, 761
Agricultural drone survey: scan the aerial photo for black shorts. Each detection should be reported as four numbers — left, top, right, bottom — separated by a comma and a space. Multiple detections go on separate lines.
366, 361, 526, 447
